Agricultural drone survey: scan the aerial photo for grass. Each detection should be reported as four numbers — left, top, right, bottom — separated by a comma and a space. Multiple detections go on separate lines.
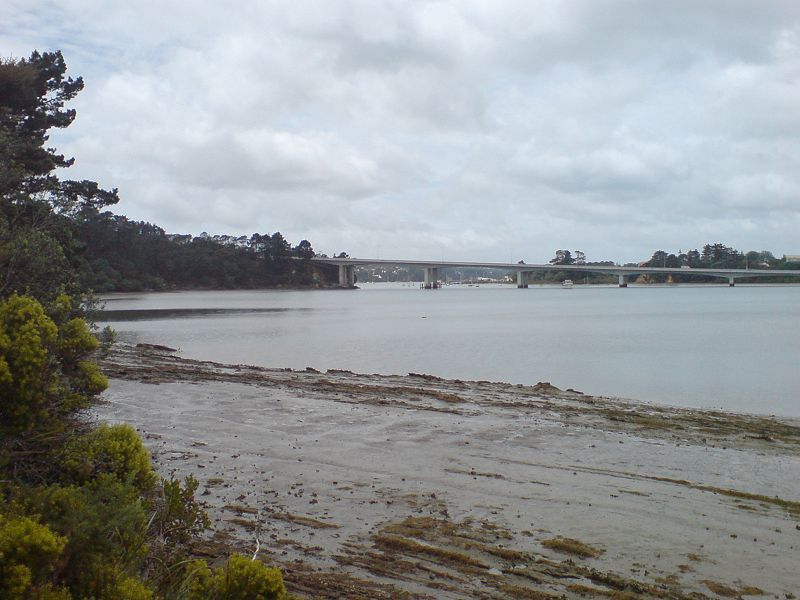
495, 583, 559, 599
373, 533, 489, 570
466, 543, 531, 562
686, 553, 703, 562
647, 476, 800, 518
222, 503, 258, 514
702, 580, 741, 597
567, 584, 639, 599
541, 536, 604, 558
270, 512, 340, 529
227, 517, 258, 531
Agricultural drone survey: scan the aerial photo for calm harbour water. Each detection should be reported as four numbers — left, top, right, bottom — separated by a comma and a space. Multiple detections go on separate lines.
99, 283, 800, 417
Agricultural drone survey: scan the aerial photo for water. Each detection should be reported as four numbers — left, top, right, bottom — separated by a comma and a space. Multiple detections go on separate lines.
98, 283, 800, 417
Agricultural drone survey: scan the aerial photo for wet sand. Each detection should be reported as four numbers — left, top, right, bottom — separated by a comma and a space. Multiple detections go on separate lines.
96, 344, 800, 599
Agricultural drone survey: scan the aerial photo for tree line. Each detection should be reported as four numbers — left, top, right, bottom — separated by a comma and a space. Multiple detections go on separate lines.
544, 245, 799, 284
641, 243, 793, 270
76, 214, 336, 292
550, 245, 795, 270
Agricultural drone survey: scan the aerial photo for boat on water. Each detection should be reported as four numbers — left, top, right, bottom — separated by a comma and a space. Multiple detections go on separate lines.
562, 279, 574, 288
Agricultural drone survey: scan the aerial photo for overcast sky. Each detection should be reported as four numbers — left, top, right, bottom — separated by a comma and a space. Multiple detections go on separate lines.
3, 1, 799, 262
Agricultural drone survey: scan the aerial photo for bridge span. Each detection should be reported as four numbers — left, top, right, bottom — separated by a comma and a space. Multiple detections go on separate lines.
311, 257, 800, 289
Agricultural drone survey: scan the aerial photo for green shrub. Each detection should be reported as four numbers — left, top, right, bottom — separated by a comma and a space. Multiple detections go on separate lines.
73, 359, 109, 395
0, 295, 59, 430
62, 423, 157, 492
152, 475, 210, 545
219, 555, 286, 600
146, 475, 211, 593
28, 584, 74, 599
183, 555, 287, 600
72, 563, 153, 600
0, 294, 106, 433
22, 476, 150, 594
0, 514, 68, 599
96, 325, 117, 358
56, 317, 99, 364
184, 559, 215, 599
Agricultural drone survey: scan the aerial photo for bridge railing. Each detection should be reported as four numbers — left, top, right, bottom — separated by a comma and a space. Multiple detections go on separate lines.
311, 257, 800, 281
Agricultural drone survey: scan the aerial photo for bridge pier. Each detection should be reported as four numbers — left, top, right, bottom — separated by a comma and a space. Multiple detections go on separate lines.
423, 267, 440, 289
618, 274, 627, 288
338, 264, 355, 288
729, 277, 735, 287
517, 271, 529, 288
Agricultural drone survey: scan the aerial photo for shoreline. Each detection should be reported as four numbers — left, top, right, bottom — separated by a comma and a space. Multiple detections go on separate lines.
96, 280, 800, 296
95, 344, 800, 599
96, 283, 346, 295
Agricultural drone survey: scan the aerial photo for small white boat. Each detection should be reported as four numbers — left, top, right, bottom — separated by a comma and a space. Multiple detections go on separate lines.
562, 279, 574, 288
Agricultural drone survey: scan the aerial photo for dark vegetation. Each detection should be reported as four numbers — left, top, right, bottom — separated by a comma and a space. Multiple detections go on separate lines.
1, 51, 289, 598
76, 220, 337, 292
543, 246, 800, 284
637, 244, 800, 283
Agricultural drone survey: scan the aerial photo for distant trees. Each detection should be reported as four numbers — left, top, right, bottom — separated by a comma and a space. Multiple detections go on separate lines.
549, 249, 574, 265
646, 250, 681, 269
537, 249, 614, 283
293, 239, 314, 260
685, 249, 701, 267
700, 243, 743, 268
537, 243, 797, 285
73, 215, 333, 291
643, 243, 779, 271
638, 243, 798, 283
548, 244, 791, 273
549, 249, 586, 265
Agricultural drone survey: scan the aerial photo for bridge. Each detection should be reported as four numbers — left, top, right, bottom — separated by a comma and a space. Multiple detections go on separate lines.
312, 257, 800, 288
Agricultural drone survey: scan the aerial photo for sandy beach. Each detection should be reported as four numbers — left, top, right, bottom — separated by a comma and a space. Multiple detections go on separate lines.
95, 343, 800, 599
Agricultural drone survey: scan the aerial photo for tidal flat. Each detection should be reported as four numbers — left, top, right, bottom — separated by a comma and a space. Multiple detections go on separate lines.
96, 344, 800, 599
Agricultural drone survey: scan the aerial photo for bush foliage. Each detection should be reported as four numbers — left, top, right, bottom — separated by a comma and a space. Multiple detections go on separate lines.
62, 423, 157, 492
0, 293, 105, 433
184, 555, 287, 600
0, 514, 68, 599
0, 295, 292, 598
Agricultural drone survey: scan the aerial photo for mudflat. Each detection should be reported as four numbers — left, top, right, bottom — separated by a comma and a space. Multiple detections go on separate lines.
96, 343, 800, 599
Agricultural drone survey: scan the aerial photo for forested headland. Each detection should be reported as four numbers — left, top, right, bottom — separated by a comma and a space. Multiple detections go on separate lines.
1, 51, 291, 598
4, 176, 340, 295
76, 218, 338, 292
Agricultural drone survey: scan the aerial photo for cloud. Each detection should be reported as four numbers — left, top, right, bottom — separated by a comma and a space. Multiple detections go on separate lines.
3, 0, 800, 261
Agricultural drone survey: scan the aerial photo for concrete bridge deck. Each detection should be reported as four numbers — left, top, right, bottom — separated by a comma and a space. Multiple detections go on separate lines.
312, 257, 800, 288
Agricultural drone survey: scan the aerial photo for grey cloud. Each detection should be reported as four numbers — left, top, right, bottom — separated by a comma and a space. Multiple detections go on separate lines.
5, 0, 800, 261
